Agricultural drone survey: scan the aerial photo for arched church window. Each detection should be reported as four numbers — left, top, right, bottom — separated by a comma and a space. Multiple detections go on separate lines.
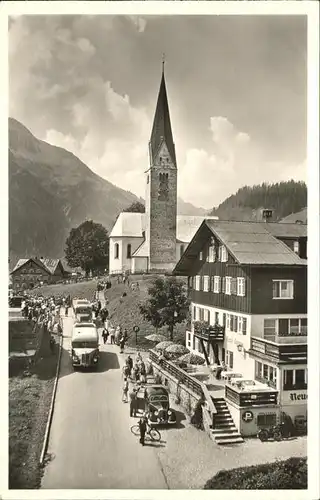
127, 244, 132, 259
114, 243, 119, 259
158, 172, 169, 201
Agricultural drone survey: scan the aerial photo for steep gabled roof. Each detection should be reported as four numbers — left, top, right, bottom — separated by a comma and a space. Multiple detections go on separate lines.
10, 257, 50, 275
173, 220, 307, 275
149, 70, 176, 166
11, 258, 29, 273
39, 258, 62, 275
109, 213, 146, 238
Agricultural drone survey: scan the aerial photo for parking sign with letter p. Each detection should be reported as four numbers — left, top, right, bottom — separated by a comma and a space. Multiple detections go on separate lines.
242, 410, 254, 423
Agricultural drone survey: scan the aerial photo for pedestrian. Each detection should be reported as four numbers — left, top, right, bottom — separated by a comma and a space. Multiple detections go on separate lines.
123, 364, 131, 379
102, 329, 107, 344
123, 328, 128, 342
133, 363, 140, 382
129, 388, 137, 417
119, 336, 125, 354
140, 363, 146, 384
127, 355, 133, 372
122, 378, 129, 403
138, 414, 148, 446
110, 327, 115, 345
115, 325, 121, 345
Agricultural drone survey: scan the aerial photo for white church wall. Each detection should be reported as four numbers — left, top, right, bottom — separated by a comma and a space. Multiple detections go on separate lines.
109, 237, 144, 275
176, 242, 187, 263
132, 256, 148, 274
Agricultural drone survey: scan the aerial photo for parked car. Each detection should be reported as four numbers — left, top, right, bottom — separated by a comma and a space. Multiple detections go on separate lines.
137, 385, 177, 426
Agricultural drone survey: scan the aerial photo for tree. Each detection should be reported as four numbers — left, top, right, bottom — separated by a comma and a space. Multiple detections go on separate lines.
139, 277, 189, 340
123, 201, 145, 213
65, 220, 109, 276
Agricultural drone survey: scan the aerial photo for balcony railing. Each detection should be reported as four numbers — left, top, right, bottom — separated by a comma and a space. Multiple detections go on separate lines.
193, 321, 225, 341
225, 383, 278, 408
253, 327, 307, 345
255, 375, 277, 389
250, 337, 307, 363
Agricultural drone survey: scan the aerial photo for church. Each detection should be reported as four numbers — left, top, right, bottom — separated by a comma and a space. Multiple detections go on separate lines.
109, 66, 217, 275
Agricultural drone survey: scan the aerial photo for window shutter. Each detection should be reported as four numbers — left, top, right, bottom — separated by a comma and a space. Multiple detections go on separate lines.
243, 318, 247, 335
222, 277, 226, 293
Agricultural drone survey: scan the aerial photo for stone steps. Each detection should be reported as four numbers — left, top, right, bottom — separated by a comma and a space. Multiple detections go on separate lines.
212, 397, 244, 445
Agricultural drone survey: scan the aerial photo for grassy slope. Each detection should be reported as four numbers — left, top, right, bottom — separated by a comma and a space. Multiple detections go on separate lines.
103, 276, 187, 349
30, 276, 187, 349
9, 344, 59, 489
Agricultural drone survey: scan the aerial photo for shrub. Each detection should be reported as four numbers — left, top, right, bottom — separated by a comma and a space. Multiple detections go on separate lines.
204, 457, 307, 490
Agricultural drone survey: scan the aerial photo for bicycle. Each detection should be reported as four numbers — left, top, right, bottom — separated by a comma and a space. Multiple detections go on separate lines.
130, 423, 161, 442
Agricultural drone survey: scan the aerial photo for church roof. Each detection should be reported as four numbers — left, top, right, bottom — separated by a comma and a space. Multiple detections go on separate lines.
109, 212, 145, 238
132, 240, 149, 258
149, 70, 176, 166
176, 215, 218, 243
110, 212, 218, 246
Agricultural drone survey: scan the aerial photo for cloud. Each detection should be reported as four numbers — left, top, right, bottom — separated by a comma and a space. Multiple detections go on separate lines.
44, 78, 150, 196
179, 117, 306, 209
9, 16, 306, 211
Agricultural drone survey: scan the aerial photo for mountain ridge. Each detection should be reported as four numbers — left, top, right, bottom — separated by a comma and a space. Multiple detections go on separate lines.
9, 118, 206, 261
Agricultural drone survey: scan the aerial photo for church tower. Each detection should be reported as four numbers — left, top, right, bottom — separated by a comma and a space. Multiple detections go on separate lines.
145, 64, 177, 272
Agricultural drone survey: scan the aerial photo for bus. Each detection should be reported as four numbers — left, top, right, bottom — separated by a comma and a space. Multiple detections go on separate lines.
71, 322, 99, 369
72, 298, 93, 322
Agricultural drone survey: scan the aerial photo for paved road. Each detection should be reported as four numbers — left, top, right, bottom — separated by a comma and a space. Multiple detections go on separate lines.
41, 314, 168, 489
41, 307, 307, 489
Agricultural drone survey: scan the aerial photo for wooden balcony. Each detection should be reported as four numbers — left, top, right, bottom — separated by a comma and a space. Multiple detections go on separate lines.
225, 382, 278, 408
249, 337, 307, 364
193, 321, 225, 342
253, 329, 307, 345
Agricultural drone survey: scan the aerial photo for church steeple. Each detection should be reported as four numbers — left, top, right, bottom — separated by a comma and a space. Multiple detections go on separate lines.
149, 64, 176, 166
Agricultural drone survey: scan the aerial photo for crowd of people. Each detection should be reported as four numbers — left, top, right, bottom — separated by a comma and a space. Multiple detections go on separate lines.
121, 352, 150, 446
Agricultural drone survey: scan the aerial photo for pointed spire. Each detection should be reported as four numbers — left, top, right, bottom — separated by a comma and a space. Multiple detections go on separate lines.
149, 61, 176, 166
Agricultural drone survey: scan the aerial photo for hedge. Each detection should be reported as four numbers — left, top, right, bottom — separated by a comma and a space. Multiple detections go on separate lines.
204, 457, 307, 490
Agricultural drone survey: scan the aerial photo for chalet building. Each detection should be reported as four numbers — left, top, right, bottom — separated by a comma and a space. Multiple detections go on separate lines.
109, 65, 217, 275
10, 257, 67, 290
173, 215, 307, 422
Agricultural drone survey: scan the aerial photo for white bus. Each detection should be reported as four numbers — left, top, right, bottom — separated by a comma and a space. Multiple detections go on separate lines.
72, 298, 93, 322
71, 322, 99, 369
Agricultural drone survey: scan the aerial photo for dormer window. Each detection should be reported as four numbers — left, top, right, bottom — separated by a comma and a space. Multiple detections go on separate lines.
293, 241, 299, 254
219, 245, 228, 262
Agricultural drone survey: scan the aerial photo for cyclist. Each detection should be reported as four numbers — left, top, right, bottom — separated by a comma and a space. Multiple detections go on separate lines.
138, 414, 148, 446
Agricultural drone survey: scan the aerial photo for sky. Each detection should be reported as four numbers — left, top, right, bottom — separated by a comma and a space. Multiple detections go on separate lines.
9, 15, 307, 209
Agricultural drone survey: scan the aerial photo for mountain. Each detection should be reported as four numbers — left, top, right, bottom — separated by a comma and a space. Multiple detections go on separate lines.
209, 181, 307, 222
177, 198, 207, 216
9, 118, 206, 262
9, 118, 143, 261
